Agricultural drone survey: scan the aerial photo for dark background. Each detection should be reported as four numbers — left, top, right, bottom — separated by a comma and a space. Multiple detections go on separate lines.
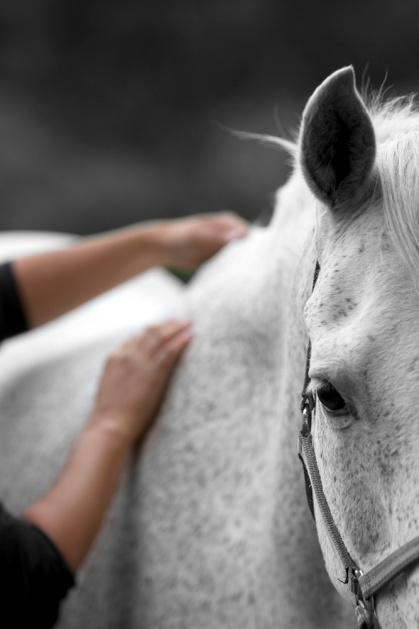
0, 0, 417, 234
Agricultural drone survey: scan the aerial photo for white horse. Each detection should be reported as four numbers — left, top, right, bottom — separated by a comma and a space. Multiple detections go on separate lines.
296, 66, 419, 628
2, 68, 397, 627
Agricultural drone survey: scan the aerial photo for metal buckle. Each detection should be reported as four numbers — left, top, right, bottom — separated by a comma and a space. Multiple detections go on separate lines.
301, 408, 311, 437
355, 596, 377, 629
349, 567, 363, 596
300, 394, 314, 437
350, 569, 378, 629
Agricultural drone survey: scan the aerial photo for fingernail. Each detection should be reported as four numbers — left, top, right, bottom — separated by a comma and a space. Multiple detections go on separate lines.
174, 319, 192, 327
180, 328, 194, 341
224, 228, 246, 242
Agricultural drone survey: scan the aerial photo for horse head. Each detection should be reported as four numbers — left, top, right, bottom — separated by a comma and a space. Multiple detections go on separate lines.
298, 66, 419, 627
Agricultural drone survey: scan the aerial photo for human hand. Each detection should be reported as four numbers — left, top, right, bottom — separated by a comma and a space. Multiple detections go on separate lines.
158, 212, 248, 270
90, 320, 192, 445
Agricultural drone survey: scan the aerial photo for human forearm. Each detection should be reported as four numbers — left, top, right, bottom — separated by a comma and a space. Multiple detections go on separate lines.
13, 214, 247, 328
13, 224, 167, 327
24, 420, 130, 571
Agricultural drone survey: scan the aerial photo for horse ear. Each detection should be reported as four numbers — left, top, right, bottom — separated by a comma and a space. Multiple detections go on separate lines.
299, 66, 376, 207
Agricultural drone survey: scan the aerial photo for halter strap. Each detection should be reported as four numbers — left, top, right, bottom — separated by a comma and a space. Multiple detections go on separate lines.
358, 537, 419, 600
298, 259, 419, 629
299, 429, 357, 576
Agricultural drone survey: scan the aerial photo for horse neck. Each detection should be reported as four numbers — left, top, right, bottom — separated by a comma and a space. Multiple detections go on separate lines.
266, 176, 353, 626
134, 174, 351, 628
271, 171, 318, 412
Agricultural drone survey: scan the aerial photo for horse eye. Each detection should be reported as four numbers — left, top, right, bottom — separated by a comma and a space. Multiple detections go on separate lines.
316, 381, 346, 412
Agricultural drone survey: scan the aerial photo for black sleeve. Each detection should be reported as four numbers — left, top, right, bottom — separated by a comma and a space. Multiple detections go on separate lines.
0, 262, 29, 343
0, 503, 75, 629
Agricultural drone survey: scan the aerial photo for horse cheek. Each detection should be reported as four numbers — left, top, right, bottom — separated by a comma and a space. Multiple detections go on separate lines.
315, 419, 390, 561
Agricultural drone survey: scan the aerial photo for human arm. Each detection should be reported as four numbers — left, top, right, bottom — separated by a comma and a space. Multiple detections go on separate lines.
13, 213, 247, 327
24, 319, 192, 571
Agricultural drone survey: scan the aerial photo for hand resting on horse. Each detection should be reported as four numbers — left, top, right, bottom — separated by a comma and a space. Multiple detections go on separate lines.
24, 319, 193, 572
13, 212, 248, 327
0, 212, 247, 628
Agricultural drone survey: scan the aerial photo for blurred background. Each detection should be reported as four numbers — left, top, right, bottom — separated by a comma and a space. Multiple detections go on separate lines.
0, 0, 417, 234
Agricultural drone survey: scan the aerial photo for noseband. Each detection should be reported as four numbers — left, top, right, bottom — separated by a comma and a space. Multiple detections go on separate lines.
299, 261, 419, 629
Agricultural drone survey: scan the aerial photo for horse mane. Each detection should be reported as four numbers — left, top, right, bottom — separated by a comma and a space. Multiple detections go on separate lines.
369, 94, 419, 283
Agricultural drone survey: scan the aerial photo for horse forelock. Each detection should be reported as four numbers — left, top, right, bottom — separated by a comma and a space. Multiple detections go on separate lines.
372, 103, 419, 287
347, 94, 419, 288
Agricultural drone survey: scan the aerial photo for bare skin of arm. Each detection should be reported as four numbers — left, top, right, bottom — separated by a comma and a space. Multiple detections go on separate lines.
13, 213, 247, 327
24, 319, 193, 571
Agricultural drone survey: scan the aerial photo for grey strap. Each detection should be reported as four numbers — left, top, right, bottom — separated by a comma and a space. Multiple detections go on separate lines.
359, 535, 419, 599
299, 432, 357, 576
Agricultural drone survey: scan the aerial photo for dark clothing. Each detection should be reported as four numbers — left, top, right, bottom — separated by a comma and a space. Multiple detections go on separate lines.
0, 262, 28, 343
0, 505, 75, 628
0, 261, 75, 628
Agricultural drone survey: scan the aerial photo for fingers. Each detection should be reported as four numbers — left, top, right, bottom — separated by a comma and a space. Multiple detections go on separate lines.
186, 212, 248, 239
197, 214, 248, 245
141, 320, 192, 355
154, 324, 193, 368
207, 213, 248, 241
120, 319, 192, 360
